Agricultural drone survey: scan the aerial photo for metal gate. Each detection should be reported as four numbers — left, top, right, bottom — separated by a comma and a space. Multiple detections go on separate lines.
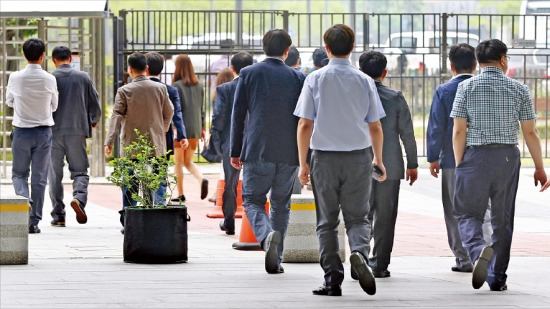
120, 10, 549, 159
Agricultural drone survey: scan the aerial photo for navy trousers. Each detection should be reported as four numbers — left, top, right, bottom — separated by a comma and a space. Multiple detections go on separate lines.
454, 145, 520, 289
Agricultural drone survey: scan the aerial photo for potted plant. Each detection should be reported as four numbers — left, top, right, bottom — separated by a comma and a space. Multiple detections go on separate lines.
107, 129, 189, 263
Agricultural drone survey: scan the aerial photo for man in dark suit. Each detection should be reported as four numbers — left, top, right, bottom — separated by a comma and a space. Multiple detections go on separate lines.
145, 52, 189, 206
230, 29, 306, 274
211, 51, 253, 235
359, 50, 418, 279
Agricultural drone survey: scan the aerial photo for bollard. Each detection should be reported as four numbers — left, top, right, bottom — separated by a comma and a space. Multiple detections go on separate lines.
282, 194, 345, 263
0, 195, 29, 265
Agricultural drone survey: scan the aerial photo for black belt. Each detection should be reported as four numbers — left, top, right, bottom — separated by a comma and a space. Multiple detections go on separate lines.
313, 147, 370, 154
466, 144, 515, 149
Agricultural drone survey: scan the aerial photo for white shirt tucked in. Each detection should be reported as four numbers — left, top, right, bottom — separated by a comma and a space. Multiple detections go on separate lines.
6, 64, 58, 127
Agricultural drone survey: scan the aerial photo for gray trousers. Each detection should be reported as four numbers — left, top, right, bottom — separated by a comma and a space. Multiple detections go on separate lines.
48, 134, 90, 221
11, 127, 52, 226
367, 179, 400, 272
310, 148, 372, 287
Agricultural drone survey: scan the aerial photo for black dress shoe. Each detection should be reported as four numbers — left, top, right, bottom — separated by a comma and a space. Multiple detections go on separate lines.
312, 285, 342, 296
451, 265, 473, 272
372, 269, 391, 278
267, 264, 284, 274
200, 179, 209, 200
472, 246, 493, 289
263, 231, 282, 274
170, 195, 186, 203
219, 220, 235, 235
490, 283, 508, 291
350, 252, 376, 295
29, 225, 41, 234
51, 219, 66, 227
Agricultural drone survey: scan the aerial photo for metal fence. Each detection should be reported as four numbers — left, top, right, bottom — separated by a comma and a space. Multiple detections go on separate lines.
119, 10, 550, 160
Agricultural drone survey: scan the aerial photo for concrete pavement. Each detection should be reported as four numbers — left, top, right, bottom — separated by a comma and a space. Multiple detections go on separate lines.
1, 165, 549, 308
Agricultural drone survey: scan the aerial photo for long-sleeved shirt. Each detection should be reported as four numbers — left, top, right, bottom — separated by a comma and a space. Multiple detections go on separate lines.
6, 64, 58, 127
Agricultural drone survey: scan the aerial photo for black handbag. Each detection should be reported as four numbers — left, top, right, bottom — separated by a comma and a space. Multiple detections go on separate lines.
201, 131, 222, 163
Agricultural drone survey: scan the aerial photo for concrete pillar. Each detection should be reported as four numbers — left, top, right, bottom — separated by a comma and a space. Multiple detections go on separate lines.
0, 195, 29, 265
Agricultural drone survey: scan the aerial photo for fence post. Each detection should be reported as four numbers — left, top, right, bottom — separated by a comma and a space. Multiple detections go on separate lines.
281, 10, 289, 32
441, 13, 448, 78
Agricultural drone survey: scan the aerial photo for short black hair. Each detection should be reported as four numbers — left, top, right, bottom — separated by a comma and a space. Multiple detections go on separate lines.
231, 51, 253, 74
262, 29, 292, 57
476, 39, 508, 64
449, 43, 476, 73
128, 52, 147, 72
23, 38, 45, 62
312, 48, 328, 67
358, 50, 387, 79
284, 46, 300, 67
323, 24, 354, 56
145, 52, 164, 75
52, 46, 72, 61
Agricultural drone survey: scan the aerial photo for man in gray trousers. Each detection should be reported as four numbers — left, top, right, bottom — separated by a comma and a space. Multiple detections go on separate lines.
48, 46, 101, 226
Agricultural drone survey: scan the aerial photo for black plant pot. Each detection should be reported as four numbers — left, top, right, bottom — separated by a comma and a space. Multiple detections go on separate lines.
123, 205, 189, 263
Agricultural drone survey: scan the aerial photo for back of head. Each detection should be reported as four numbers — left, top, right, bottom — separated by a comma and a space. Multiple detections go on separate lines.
262, 29, 292, 57
231, 51, 253, 74
323, 24, 354, 56
312, 48, 328, 68
173, 54, 199, 86
214, 67, 234, 87
145, 52, 165, 76
449, 43, 476, 73
128, 52, 147, 73
476, 39, 507, 64
359, 50, 387, 79
284, 46, 300, 67
23, 38, 45, 62
52, 46, 72, 61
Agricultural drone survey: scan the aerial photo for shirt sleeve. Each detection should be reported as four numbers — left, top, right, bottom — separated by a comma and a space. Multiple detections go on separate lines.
293, 75, 316, 120
450, 82, 468, 119
48, 76, 59, 112
518, 83, 537, 121
365, 78, 384, 123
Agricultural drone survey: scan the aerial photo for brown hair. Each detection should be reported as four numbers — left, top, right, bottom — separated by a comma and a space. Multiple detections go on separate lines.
212, 67, 234, 100
172, 54, 199, 86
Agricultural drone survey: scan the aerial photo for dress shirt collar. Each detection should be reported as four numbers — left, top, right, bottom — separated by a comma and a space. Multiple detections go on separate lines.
451, 73, 473, 80
327, 58, 351, 66
481, 66, 504, 75
25, 64, 43, 70
131, 75, 149, 82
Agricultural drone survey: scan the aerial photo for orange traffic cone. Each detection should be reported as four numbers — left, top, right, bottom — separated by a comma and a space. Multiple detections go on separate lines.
206, 164, 244, 218
232, 202, 270, 251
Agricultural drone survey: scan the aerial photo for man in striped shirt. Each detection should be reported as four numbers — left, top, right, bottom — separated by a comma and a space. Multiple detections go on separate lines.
451, 39, 547, 292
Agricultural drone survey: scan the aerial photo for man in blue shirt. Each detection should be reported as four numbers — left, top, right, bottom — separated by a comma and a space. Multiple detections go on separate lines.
295, 24, 385, 297
426, 43, 492, 273
230, 29, 306, 274
451, 39, 547, 292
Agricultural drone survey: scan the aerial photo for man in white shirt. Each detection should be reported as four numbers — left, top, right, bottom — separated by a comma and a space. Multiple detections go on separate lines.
6, 38, 58, 234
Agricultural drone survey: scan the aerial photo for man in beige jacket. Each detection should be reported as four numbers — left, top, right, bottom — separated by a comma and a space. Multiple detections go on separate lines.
105, 52, 173, 226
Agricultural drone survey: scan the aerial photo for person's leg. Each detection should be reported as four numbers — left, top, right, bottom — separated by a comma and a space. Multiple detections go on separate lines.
48, 135, 66, 222
269, 163, 298, 262
454, 148, 492, 264
310, 150, 346, 287
486, 146, 520, 290
172, 141, 185, 198
241, 160, 275, 243
183, 138, 204, 182
442, 168, 472, 270
11, 128, 32, 218
368, 179, 400, 273
65, 135, 90, 206
222, 156, 239, 232
29, 128, 52, 227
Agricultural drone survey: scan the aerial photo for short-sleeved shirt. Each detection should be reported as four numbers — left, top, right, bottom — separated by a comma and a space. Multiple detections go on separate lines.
294, 58, 385, 151
450, 66, 536, 147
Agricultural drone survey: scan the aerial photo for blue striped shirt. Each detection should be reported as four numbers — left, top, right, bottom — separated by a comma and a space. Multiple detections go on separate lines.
450, 66, 536, 147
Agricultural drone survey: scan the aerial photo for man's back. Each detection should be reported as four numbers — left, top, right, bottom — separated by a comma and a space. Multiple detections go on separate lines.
52, 65, 100, 137
231, 58, 305, 166
212, 78, 238, 145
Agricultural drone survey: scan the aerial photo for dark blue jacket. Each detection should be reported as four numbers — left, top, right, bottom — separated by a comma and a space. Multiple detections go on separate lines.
427, 74, 472, 168
150, 77, 186, 153
211, 77, 238, 155
230, 58, 306, 165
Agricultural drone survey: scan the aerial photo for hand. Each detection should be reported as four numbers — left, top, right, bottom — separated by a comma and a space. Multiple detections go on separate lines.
92, 124, 97, 129
541, 180, 550, 192
298, 165, 310, 185
104, 145, 112, 156
201, 128, 206, 141
179, 139, 189, 149
406, 168, 418, 186
534, 168, 548, 191
429, 161, 440, 178
230, 157, 243, 170
373, 161, 387, 182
